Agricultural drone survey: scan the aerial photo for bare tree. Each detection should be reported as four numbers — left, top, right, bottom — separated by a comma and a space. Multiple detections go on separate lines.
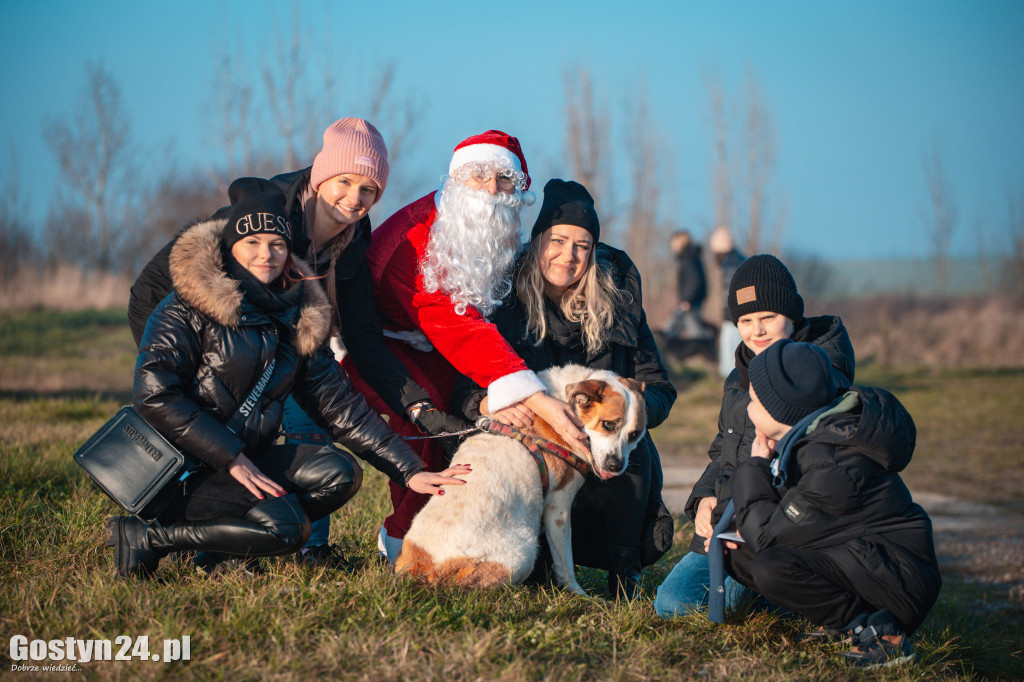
361, 63, 426, 218
623, 82, 676, 322
208, 31, 255, 184
43, 62, 134, 272
0, 148, 38, 283
920, 140, 958, 297
1007, 185, 1024, 303
262, 4, 307, 171
738, 68, 780, 255
563, 66, 612, 217
704, 71, 733, 237
704, 67, 785, 256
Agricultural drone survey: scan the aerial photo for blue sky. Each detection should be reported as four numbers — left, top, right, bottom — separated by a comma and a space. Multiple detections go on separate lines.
3, 0, 1023, 260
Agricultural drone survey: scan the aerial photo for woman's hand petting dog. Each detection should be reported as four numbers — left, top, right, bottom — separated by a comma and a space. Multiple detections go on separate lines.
229, 452, 287, 500
407, 464, 473, 496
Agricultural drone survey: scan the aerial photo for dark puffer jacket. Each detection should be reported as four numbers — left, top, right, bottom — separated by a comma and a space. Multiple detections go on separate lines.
683, 315, 856, 553
134, 217, 425, 485
731, 386, 941, 632
128, 168, 430, 416
453, 243, 677, 566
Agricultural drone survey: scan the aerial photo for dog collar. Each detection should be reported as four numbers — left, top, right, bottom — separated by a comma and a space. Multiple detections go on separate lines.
477, 417, 590, 494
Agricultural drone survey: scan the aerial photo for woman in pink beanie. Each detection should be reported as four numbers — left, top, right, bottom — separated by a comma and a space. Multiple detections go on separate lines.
127, 118, 467, 571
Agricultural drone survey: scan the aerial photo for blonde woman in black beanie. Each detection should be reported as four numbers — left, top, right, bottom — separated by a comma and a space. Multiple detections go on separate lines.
654, 254, 857, 618
452, 179, 678, 598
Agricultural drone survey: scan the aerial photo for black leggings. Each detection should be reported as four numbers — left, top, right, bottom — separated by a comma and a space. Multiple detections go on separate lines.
161, 444, 362, 523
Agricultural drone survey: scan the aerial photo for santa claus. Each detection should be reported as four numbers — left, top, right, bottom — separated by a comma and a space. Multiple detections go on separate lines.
345, 130, 589, 562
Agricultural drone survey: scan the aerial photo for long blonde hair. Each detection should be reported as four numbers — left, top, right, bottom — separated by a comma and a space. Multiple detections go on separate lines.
516, 240, 626, 354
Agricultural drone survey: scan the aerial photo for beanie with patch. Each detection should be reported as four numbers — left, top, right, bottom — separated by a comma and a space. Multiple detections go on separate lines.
749, 339, 837, 426
728, 254, 804, 324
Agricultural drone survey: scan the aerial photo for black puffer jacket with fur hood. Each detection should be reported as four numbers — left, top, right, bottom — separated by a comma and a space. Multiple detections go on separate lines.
134, 218, 425, 484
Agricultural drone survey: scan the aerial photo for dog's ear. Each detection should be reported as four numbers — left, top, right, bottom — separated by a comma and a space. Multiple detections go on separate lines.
566, 379, 606, 408
619, 377, 645, 394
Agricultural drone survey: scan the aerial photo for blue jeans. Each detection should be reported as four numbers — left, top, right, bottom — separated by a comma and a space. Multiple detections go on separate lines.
282, 396, 330, 547
654, 551, 751, 618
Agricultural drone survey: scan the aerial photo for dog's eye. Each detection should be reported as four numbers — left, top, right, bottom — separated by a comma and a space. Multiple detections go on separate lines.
628, 430, 640, 442
601, 420, 617, 431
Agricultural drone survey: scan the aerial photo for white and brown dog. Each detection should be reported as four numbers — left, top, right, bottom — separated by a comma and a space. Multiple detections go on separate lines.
395, 364, 647, 594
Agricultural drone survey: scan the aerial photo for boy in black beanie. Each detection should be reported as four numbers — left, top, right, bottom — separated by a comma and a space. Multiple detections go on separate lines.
727, 339, 941, 669
655, 255, 857, 619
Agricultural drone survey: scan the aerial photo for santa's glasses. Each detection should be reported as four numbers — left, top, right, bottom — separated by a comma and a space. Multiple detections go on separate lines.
452, 163, 527, 191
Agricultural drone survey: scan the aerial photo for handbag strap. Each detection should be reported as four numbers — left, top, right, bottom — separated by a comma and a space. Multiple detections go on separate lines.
225, 358, 277, 434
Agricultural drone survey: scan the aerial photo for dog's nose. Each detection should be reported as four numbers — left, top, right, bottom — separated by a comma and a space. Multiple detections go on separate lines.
603, 457, 624, 473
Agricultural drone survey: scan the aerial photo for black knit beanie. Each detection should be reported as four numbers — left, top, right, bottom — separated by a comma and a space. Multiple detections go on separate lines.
530, 179, 600, 242
728, 254, 803, 324
749, 339, 837, 426
222, 177, 294, 252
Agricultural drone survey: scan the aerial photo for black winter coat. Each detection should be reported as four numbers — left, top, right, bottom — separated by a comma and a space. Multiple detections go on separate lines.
731, 386, 941, 632
453, 243, 677, 565
684, 314, 856, 553
128, 168, 430, 417
134, 218, 425, 485
674, 243, 707, 308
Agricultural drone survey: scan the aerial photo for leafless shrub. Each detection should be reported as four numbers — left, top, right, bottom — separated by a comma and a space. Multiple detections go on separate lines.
821, 294, 1024, 368
921, 140, 958, 298
42, 62, 137, 274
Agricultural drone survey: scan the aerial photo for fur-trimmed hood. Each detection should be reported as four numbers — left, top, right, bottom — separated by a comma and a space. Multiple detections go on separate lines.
168, 218, 333, 356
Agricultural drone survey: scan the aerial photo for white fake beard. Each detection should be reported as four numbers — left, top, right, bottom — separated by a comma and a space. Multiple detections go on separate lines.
421, 178, 524, 316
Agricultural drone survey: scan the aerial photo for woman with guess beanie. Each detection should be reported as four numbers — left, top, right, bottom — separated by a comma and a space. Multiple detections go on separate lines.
128, 119, 462, 567
654, 254, 856, 617
110, 178, 466, 579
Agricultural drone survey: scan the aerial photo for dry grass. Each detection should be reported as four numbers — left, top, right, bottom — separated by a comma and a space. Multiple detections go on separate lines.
2, 309, 1023, 679
0, 264, 132, 312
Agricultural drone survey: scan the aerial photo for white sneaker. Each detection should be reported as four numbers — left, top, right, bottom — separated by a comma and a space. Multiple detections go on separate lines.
376, 525, 403, 565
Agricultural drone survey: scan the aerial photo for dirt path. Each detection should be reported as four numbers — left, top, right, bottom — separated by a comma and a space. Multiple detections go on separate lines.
661, 462, 1024, 601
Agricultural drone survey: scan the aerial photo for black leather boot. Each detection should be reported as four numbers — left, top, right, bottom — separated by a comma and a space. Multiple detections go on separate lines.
105, 495, 311, 579
105, 516, 163, 579
607, 545, 643, 600
291, 446, 363, 521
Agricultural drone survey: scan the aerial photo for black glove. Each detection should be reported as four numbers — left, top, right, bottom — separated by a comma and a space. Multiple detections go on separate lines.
412, 405, 471, 437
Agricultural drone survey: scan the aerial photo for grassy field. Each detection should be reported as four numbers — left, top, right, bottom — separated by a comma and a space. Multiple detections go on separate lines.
2, 310, 1022, 679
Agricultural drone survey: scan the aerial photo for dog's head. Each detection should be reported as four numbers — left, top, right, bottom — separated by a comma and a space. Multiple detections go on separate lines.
563, 371, 647, 480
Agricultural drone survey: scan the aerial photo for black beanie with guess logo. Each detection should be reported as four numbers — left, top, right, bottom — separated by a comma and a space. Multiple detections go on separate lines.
221, 177, 294, 252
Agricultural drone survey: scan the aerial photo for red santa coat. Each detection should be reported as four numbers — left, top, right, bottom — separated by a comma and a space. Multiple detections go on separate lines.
366, 191, 544, 409
345, 191, 542, 539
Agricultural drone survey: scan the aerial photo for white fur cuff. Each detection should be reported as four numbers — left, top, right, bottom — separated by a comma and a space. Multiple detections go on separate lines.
487, 370, 546, 412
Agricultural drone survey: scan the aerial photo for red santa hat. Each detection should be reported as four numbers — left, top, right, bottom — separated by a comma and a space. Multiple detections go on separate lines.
448, 130, 531, 189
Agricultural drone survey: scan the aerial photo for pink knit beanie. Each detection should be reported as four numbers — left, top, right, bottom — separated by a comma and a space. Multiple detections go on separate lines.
310, 118, 389, 199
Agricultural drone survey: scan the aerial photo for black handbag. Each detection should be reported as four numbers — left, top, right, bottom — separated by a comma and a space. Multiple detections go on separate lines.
74, 359, 277, 522
74, 406, 198, 523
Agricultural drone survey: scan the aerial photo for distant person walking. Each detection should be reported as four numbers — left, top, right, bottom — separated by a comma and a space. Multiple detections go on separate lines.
664, 230, 709, 342
708, 226, 745, 378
